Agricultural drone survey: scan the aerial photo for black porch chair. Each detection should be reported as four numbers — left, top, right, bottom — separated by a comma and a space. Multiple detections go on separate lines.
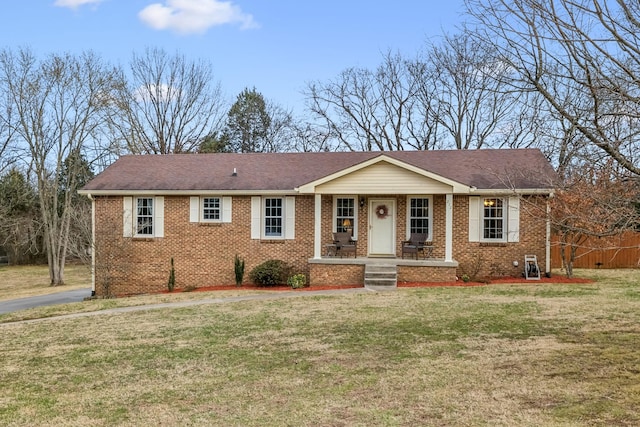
333, 232, 357, 258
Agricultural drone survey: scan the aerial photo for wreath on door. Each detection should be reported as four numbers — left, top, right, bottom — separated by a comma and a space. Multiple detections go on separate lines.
375, 204, 389, 219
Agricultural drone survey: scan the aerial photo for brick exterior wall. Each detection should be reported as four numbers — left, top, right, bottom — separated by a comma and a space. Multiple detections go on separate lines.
452, 195, 548, 280
93, 193, 548, 296
94, 195, 316, 296
397, 266, 457, 282
309, 264, 365, 286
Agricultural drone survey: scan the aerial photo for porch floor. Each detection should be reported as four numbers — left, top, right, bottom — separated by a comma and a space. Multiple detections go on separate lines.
309, 256, 458, 268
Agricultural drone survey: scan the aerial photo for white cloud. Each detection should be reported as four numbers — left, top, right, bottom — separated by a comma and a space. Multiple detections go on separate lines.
54, 0, 103, 9
138, 0, 259, 35
134, 84, 178, 103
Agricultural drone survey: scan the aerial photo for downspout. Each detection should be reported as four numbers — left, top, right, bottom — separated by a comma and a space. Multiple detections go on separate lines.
86, 193, 96, 296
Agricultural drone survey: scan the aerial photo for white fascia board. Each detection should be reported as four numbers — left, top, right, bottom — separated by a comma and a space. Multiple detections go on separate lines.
296, 154, 471, 194
77, 189, 296, 196
471, 188, 555, 196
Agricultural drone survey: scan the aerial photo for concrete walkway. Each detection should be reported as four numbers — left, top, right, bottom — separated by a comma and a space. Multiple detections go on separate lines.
0, 287, 373, 326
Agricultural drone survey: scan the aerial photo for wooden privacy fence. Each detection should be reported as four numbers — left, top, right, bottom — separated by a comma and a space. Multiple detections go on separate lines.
551, 232, 640, 269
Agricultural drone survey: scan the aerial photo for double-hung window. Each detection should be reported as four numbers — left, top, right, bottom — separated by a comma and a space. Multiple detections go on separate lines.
202, 197, 221, 221
136, 197, 154, 236
123, 196, 163, 238
408, 197, 431, 239
469, 196, 519, 243
264, 198, 283, 237
482, 197, 505, 240
250, 196, 295, 240
335, 197, 356, 236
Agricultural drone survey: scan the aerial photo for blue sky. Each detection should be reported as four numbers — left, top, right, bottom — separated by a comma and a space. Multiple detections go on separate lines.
1, 0, 465, 113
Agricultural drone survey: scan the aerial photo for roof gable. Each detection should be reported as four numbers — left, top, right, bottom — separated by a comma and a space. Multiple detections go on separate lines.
298, 155, 469, 194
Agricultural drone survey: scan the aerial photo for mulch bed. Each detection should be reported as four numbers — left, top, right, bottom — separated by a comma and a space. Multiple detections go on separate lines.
162, 275, 593, 294
162, 284, 363, 294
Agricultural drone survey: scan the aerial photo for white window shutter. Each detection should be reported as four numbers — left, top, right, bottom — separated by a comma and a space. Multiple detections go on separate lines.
507, 196, 520, 242
123, 197, 133, 237
189, 197, 199, 222
468, 196, 480, 242
285, 196, 295, 239
251, 196, 261, 239
155, 196, 164, 238
222, 196, 232, 223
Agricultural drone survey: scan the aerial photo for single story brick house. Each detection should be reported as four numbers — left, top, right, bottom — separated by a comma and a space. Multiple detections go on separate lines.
79, 149, 556, 296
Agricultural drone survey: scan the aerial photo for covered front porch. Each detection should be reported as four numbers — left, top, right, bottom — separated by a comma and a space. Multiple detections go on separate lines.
295, 156, 466, 263
294, 154, 469, 286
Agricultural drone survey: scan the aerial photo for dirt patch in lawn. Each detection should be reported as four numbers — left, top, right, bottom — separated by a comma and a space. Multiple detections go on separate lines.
400, 275, 593, 288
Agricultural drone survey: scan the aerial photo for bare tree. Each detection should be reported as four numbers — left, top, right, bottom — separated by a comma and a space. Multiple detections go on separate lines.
90, 232, 135, 298
0, 168, 43, 264
110, 47, 226, 154
0, 48, 119, 285
467, 0, 640, 175
0, 102, 16, 173
305, 35, 530, 152
417, 30, 529, 149
549, 161, 639, 277
286, 120, 335, 153
305, 51, 435, 151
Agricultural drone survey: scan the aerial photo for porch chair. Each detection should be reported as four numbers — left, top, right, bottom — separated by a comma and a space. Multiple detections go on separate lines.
402, 233, 429, 259
333, 232, 357, 258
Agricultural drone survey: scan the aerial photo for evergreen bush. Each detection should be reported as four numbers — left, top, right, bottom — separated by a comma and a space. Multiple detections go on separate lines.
249, 260, 291, 287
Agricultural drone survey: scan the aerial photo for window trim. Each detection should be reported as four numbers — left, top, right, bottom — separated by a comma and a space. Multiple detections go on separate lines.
481, 197, 507, 242
333, 196, 358, 239
135, 196, 154, 237
263, 197, 284, 238
124, 196, 163, 238
190, 196, 232, 223
201, 196, 222, 222
406, 196, 433, 241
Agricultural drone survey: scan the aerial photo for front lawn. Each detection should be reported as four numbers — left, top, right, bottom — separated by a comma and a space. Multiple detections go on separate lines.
0, 264, 91, 301
1, 269, 639, 426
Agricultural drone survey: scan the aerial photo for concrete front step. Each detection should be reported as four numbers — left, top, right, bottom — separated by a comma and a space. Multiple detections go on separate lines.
364, 264, 397, 290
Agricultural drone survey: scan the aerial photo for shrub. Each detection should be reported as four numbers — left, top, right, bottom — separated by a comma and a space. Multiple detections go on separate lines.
287, 273, 307, 289
249, 260, 291, 287
167, 257, 176, 292
234, 254, 245, 287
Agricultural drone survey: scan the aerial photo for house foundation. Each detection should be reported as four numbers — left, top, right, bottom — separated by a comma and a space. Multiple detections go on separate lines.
308, 257, 458, 286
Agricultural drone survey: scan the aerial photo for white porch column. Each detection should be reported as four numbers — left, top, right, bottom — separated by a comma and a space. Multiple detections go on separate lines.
313, 194, 322, 259
445, 193, 453, 262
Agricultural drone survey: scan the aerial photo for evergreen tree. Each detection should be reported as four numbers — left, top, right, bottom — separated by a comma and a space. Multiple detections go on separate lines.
226, 87, 271, 153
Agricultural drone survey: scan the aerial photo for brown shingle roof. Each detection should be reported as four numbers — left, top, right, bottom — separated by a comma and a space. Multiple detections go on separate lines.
80, 149, 556, 193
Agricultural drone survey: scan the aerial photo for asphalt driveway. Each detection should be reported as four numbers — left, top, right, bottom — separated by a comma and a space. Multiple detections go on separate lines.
0, 288, 92, 315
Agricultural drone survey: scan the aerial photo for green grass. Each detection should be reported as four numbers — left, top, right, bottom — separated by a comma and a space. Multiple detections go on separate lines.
0, 264, 91, 301
0, 269, 639, 426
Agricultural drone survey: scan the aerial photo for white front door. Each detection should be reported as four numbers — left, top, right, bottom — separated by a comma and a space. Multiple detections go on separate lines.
369, 199, 396, 256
